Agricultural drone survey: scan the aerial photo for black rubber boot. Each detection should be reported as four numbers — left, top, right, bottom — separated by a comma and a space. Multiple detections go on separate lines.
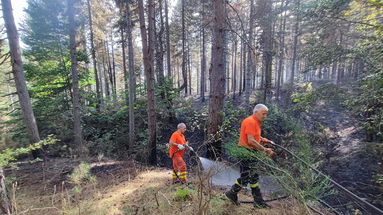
252, 187, 271, 209
225, 184, 241, 205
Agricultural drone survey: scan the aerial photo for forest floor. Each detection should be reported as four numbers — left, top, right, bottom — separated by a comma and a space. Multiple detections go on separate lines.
6, 157, 329, 215
300, 82, 383, 209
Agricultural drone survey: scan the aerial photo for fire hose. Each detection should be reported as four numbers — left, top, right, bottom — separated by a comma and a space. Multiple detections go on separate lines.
269, 141, 383, 215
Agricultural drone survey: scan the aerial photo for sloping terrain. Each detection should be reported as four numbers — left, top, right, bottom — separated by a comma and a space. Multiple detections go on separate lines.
6, 158, 327, 215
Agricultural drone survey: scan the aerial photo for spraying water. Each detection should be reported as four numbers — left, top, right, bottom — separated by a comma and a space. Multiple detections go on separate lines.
198, 157, 286, 195
199, 157, 239, 187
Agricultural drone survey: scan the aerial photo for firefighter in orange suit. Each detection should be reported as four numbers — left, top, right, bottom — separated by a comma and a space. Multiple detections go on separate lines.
169, 123, 193, 183
225, 104, 276, 208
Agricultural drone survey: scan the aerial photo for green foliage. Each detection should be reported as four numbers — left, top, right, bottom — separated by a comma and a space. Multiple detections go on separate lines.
173, 187, 195, 201
69, 161, 96, 193
289, 83, 346, 115
346, 44, 383, 140
156, 77, 179, 113
0, 135, 57, 167
5, 0, 92, 151
222, 102, 246, 139
82, 106, 130, 158
342, 0, 383, 140
301, 42, 346, 71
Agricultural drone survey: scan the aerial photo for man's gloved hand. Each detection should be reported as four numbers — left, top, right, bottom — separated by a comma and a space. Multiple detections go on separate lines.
262, 137, 271, 143
177, 144, 185, 150
264, 148, 276, 158
262, 138, 275, 148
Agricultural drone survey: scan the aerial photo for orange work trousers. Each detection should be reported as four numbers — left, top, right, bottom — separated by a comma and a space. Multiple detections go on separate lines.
172, 156, 187, 182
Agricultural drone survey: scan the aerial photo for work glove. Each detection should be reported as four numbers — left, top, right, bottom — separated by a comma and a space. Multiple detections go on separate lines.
261, 137, 271, 143
262, 138, 275, 148
264, 148, 276, 158
177, 144, 185, 150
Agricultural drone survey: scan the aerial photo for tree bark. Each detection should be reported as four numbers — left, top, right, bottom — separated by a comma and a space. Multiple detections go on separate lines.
102, 47, 110, 98
200, 0, 206, 102
105, 39, 115, 98
86, 0, 102, 110
187, 39, 192, 95
276, 1, 288, 100
242, 31, 247, 94
120, 27, 129, 105
1, 0, 40, 146
180, 0, 188, 94
239, 36, 243, 95
290, 0, 300, 85
165, 0, 171, 77
97, 61, 104, 101
2, 0, 40, 143
68, 0, 83, 151
2, 0, 41, 163
258, 0, 273, 103
245, 0, 255, 107
110, 33, 117, 97
155, 0, 165, 84
206, 0, 226, 160
126, 2, 136, 150
232, 38, 237, 100
138, 0, 157, 165
0, 168, 12, 214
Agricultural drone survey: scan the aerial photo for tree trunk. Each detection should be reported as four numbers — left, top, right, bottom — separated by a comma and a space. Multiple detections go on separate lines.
200, 0, 206, 102
165, 0, 171, 77
3, 0, 42, 143
138, 0, 157, 165
244, 0, 255, 107
80, 24, 91, 106
102, 49, 110, 98
180, 0, 188, 94
206, 0, 226, 160
155, 0, 165, 85
242, 32, 247, 94
187, 41, 192, 95
120, 27, 129, 105
0, 2, 17, 209
337, 32, 344, 85
2, 0, 42, 162
276, 2, 288, 100
126, 2, 136, 150
239, 37, 243, 95
232, 38, 237, 100
226, 52, 230, 95
290, 0, 300, 85
197, 55, 200, 95
97, 62, 104, 102
68, 0, 83, 151
258, 0, 273, 103
0, 168, 12, 215
252, 55, 257, 90
86, 0, 101, 110
105, 40, 115, 98
110, 33, 117, 98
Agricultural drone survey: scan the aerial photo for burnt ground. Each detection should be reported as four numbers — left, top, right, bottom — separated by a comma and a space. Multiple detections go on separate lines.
299, 95, 383, 211
4, 157, 147, 214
